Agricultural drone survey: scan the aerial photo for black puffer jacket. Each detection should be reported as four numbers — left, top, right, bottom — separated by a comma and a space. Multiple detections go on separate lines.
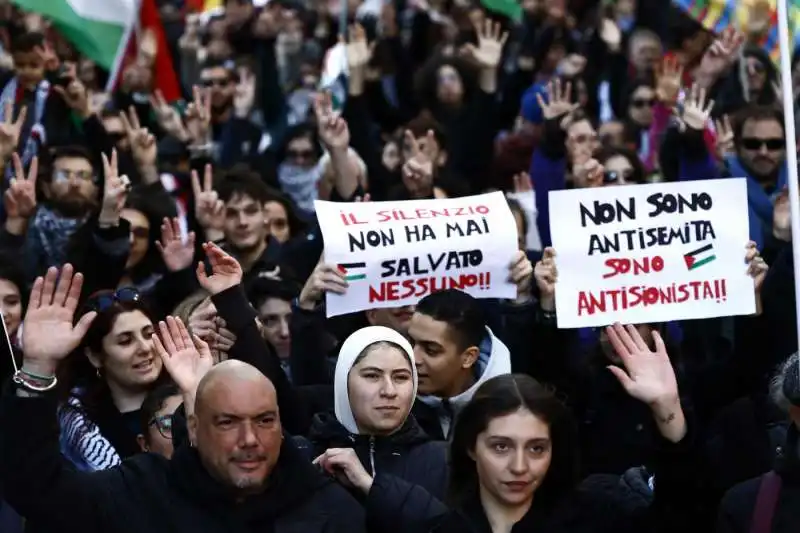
717, 425, 800, 533
295, 412, 448, 501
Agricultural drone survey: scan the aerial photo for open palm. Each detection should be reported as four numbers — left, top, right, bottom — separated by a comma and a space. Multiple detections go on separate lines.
23, 264, 96, 363
154, 317, 213, 394
196, 242, 243, 295
605, 323, 679, 406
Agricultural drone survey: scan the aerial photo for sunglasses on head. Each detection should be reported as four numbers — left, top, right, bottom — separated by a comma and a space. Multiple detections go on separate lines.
84, 287, 140, 314
740, 137, 784, 151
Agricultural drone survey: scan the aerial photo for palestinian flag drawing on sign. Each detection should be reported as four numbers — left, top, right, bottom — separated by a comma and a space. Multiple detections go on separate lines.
339, 263, 367, 282
684, 243, 716, 270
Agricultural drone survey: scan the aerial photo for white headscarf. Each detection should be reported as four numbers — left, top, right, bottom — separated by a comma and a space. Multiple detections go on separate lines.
333, 326, 417, 434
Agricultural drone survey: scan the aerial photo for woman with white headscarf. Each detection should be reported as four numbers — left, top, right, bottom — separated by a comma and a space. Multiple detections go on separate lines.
298, 326, 448, 506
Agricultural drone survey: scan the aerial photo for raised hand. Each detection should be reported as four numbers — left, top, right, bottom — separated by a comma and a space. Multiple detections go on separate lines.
599, 18, 622, 52
745, 241, 768, 293
512, 172, 532, 194
698, 28, 744, 80
605, 323, 679, 407
185, 85, 212, 145
314, 91, 350, 149
0, 103, 27, 159
401, 130, 436, 198
190, 164, 225, 232
573, 157, 604, 188
149, 89, 189, 142
534, 247, 557, 311
4, 153, 37, 219
655, 56, 683, 105
345, 23, 373, 72
677, 83, 713, 131
22, 264, 97, 373
153, 316, 213, 395
156, 217, 196, 272
463, 19, 508, 70
98, 150, 131, 227
298, 259, 349, 310
713, 114, 734, 159
196, 242, 244, 295
508, 250, 533, 303
536, 78, 578, 121
313, 448, 373, 494
120, 106, 157, 168
52, 76, 91, 118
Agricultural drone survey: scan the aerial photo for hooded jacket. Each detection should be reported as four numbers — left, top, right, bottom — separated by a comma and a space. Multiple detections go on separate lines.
295, 326, 448, 502
0, 386, 365, 533
414, 327, 512, 440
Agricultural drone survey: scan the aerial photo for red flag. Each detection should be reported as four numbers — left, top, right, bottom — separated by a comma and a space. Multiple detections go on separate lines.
138, 0, 181, 102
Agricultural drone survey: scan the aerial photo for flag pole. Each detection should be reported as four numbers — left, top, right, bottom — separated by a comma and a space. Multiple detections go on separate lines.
776, 0, 800, 403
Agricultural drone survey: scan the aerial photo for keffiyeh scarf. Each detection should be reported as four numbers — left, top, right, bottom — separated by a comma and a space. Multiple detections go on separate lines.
0, 77, 49, 181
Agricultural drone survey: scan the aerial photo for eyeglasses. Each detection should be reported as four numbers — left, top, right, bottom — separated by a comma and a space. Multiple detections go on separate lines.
84, 287, 140, 313
53, 168, 95, 183
201, 77, 230, 88
631, 98, 656, 108
149, 414, 174, 439
740, 137, 784, 151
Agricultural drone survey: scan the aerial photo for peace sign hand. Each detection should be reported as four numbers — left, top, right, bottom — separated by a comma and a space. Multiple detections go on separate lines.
4, 153, 37, 220
196, 242, 244, 295
314, 91, 350, 149
463, 19, 508, 70
120, 106, 157, 168
190, 164, 225, 232
0, 103, 27, 160
536, 78, 578, 122
149, 89, 189, 142
677, 83, 714, 131
401, 129, 436, 198
98, 150, 131, 227
186, 85, 212, 146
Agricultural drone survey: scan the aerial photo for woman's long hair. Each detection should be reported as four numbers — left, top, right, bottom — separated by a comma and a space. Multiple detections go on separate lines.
447, 374, 579, 509
61, 298, 159, 422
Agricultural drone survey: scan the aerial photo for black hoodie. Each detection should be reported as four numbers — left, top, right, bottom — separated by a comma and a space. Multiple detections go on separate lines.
0, 385, 366, 533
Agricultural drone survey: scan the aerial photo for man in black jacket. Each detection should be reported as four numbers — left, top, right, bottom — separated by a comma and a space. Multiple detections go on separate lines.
0, 264, 365, 533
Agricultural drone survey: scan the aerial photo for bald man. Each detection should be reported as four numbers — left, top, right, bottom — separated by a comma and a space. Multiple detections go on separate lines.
1, 360, 366, 533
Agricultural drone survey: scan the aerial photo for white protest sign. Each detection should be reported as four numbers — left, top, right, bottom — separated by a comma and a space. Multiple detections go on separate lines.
314, 192, 519, 317
548, 178, 754, 328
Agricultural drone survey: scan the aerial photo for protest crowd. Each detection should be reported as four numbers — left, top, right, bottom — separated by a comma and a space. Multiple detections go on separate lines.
0, 0, 799, 532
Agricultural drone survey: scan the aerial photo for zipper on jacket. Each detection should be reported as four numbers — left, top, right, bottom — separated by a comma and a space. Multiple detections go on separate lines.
369, 436, 376, 476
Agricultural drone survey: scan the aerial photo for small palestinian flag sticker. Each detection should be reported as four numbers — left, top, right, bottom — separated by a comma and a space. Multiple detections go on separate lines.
684, 243, 716, 270
339, 263, 367, 281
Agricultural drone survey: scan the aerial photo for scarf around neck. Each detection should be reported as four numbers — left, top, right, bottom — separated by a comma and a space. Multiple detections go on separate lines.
0, 77, 49, 182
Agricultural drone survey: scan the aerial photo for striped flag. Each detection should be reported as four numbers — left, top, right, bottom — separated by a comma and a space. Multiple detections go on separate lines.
673, 0, 800, 62
684, 243, 717, 270
339, 262, 367, 282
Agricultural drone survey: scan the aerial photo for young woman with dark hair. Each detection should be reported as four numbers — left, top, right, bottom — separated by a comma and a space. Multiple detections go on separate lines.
362, 324, 695, 533
58, 290, 164, 471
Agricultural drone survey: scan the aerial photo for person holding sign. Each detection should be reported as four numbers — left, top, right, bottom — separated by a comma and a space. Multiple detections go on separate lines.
527, 244, 775, 478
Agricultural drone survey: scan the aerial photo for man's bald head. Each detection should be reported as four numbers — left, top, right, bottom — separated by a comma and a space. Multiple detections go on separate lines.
195, 360, 275, 415
189, 360, 283, 495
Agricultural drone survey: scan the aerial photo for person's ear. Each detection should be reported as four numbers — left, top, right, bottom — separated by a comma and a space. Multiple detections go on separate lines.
460, 346, 480, 370
436, 149, 448, 167
365, 309, 377, 326
187, 414, 199, 447
85, 348, 102, 370
136, 434, 149, 452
